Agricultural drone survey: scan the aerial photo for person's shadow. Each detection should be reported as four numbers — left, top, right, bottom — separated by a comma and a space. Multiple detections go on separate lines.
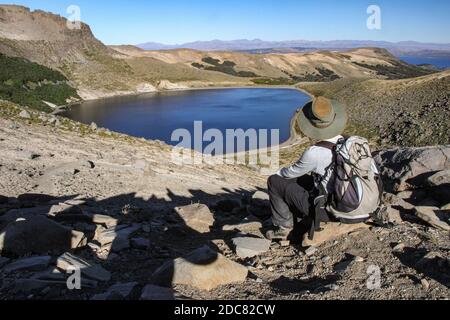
0, 187, 262, 300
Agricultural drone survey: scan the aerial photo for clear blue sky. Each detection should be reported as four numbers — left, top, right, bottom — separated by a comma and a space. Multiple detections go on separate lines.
2, 0, 449, 45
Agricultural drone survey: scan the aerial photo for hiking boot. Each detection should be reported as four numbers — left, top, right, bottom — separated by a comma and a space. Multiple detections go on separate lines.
265, 226, 293, 241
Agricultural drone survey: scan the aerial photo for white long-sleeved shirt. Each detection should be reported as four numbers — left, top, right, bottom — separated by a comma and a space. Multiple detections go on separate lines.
277, 135, 343, 192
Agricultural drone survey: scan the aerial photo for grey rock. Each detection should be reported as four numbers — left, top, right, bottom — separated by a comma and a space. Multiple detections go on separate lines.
222, 215, 263, 232
48, 203, 83, 216
140, 284, 175, 300
151, 245, 248, 291
426, 170, 450, 187
4, 256, 51, 273
385, 206, 403, 224
392, 243, 405, 252
0, 256, 10, 268
131, 237, 150, 249
90, 214, 118, 227
0, 206, 51, 227
374, 146, 450, 192
95, 224, 140, 252
334, 260, 353, 273
90, 122, 98, 131
17, 193, 57, 206
232, 237, 271, 259
215, 199, 241, 212
421, 279, 430, 290
0, 216, 86, 255
173, 204, 214, 233
305, 246, 318, 257
56, 252, 111, 282
19, 110, 31, 119
91, 282, 138, 300
248, 191, 271, 219
415, 206, 450, 231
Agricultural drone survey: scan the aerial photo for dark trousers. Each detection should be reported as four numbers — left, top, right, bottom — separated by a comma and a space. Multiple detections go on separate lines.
267, 174, 314, 229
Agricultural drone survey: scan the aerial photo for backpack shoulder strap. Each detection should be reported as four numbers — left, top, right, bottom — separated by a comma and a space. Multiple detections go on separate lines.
315, 141, 336, 151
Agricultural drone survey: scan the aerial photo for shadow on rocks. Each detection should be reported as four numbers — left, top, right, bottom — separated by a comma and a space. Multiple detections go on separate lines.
0, 186, 259, 300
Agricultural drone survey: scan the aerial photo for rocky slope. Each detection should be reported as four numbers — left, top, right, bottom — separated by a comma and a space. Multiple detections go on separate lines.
299, 70, 450, 147
0, 101, 448, 300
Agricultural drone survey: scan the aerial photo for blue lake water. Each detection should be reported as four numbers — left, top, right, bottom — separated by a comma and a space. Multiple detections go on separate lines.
398, 56, 450, 69
61, 88, 310, 152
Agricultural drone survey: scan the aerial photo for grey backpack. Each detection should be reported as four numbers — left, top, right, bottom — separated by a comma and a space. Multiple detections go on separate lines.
317, 136, 383, 223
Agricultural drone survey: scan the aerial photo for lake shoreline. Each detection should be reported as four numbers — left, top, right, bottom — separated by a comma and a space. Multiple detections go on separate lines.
61, 84, 314, 156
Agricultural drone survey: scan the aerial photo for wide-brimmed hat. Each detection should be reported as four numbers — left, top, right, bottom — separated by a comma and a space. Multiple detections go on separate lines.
297, 96, 348, 140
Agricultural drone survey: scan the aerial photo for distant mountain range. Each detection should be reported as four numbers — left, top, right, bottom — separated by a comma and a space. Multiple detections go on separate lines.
137, 39, 450, 56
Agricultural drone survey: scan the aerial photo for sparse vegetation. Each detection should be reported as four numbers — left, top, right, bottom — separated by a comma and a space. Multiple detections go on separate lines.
352, 60, 435, 79
191, 57, 259, 77
0, 53, 79, 111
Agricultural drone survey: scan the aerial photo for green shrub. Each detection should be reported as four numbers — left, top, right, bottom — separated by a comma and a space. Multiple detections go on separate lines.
0, 53, 79, 112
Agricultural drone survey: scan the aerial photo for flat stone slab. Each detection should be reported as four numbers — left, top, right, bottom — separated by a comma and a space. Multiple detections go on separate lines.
56, 252, 111, 282
174, 204, 214, 233
232, 237, 271, 259
151, 245, 248, 291
91, 282, 138, 300
415, 206, 450, 231
302, 222, 370, 247
223, 215, 263, 233
95, 224, 140, 252
3, 255, 51, 273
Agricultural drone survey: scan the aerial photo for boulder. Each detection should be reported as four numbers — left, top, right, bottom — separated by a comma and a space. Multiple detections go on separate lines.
0, 206, 51, 228
56, 252, 111, 282
3, 256, 51, 273
140, 284, 175, 300
374, 146, 450, 192
151, 246, 248, 291
414, 207, 450, 231
0, 216, 86, 255
247, 191, 271, 219
174, 204, 214, 233
232, 237, 271, 259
